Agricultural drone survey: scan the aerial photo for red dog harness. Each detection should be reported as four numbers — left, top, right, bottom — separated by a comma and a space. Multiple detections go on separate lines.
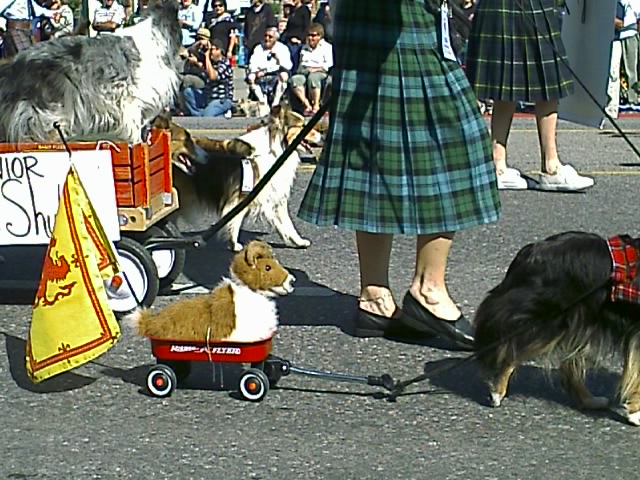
607, 235, 640, 303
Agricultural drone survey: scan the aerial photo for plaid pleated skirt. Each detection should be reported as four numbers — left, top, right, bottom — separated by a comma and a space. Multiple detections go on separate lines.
465, 0, 574, 102
298, 0, 500, 235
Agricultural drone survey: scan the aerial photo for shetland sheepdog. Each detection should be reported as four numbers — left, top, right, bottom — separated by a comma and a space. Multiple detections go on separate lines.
0, 0, 181, 143
154, 106, 323, 252
474, 231, 640, 425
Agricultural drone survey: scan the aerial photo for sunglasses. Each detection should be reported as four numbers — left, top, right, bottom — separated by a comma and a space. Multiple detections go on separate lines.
307, 33, 319, 37
264, 34, 275, 38
213, 3, 224, 7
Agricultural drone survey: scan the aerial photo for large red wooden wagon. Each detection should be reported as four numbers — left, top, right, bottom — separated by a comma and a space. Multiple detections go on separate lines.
0, 130, 187, 311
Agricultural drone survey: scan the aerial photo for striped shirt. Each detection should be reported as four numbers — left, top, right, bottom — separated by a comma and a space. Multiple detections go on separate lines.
207, 57, 234, 101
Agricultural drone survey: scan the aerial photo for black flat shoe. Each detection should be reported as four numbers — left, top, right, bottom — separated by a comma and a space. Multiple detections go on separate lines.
401, 292, 475, 350
354, 307, 428, 339
354, 308, 392, 337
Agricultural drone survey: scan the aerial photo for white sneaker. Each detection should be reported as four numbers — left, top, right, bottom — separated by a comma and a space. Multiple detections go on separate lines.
497, 167, 528, 190
537, 164, 594, 192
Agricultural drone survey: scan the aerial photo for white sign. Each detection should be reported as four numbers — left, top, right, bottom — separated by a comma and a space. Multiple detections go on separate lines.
0, 150, 120, 245
559, 0, 617, 127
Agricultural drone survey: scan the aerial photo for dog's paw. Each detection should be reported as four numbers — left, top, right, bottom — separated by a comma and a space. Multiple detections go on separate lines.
490, 392, 504, 407
288, 238, 311, 249
625, 405, 640, 426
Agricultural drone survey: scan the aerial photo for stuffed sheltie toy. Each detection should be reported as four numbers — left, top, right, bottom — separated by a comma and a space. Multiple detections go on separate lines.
128, 240, 295, 343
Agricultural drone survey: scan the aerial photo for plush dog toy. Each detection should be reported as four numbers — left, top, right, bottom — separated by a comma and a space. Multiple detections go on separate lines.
128, 240, 295, 342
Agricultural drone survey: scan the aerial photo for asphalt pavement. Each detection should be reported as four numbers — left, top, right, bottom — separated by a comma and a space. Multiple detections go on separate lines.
3, 112, 640, 480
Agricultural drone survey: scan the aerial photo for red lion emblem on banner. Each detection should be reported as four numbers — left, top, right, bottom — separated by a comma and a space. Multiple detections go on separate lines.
33, 237, 77, 307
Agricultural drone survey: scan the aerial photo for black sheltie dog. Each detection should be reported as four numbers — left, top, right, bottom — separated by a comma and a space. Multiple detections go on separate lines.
474, 231, 640, 425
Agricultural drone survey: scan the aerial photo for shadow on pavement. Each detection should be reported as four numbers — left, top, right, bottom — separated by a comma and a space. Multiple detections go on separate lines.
408, 358, 624, 423
3, 332, 96, 393
176, 227, 357, 333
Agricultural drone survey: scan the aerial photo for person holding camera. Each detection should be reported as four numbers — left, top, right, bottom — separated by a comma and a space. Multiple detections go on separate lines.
181, 33, 234, 117
246, 26, 292, 114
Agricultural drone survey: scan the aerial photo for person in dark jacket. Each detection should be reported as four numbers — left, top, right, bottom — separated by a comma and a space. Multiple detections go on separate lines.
313, 1, 332, 42
243, 0, 276, 55
282, 0, 310, 72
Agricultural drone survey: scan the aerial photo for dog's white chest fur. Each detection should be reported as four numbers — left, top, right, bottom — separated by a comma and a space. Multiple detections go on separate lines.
222, 278, 279, 343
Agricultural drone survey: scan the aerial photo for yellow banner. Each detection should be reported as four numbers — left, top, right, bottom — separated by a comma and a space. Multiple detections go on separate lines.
26, 166, 121, 383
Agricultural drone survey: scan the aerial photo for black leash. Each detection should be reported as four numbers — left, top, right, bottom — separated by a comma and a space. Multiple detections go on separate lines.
381, 3, 640, 401
200, 101, 330, 243
385, 274, 613, 401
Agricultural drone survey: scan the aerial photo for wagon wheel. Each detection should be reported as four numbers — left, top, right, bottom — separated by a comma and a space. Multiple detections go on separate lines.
159, 359, 191, 383
146, 364, 177, 398
109, 237, 159, 313
238, 368, 270, 402
251, 360, 281, 388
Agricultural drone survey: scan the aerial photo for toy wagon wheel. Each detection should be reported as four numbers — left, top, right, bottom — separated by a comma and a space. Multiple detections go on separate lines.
161, 360, 191, 382
110, 237, 160, 312
252, 361, 281, 388
146, 364, 177, 398
238, 368, 270, 402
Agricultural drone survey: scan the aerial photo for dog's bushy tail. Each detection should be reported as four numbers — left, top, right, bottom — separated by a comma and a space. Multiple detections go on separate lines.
122, 308, 153, 336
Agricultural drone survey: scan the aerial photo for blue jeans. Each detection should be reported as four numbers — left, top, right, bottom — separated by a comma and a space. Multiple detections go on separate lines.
181, 88, 233, 117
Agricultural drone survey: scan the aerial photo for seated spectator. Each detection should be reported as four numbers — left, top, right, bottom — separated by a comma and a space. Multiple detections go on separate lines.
246, 26, 292, 111
207, 0, 237, 62
281, 0, 310, 72
178, 0, 203, 47
289, 22, 332, 115
181, 38, 234, 117
48, 0, 74, 38
181, 28, 211, 90
92, 0, 126, 35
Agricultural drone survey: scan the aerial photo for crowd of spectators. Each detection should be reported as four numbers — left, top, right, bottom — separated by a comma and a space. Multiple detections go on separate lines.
4, 0, 635, 122
173, 0, 334, 118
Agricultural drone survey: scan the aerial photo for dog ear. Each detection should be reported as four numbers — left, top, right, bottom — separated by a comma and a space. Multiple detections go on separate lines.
151, 113, 172, 130
244, 240, 274, 266
270, 104, 282, 118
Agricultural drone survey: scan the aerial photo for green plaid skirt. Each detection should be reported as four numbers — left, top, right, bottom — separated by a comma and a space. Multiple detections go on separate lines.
298, 0, 500, 234
465, 0, 574, 101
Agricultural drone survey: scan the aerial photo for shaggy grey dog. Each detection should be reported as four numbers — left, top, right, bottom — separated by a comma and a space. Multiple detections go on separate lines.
0, 0, 182, 144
